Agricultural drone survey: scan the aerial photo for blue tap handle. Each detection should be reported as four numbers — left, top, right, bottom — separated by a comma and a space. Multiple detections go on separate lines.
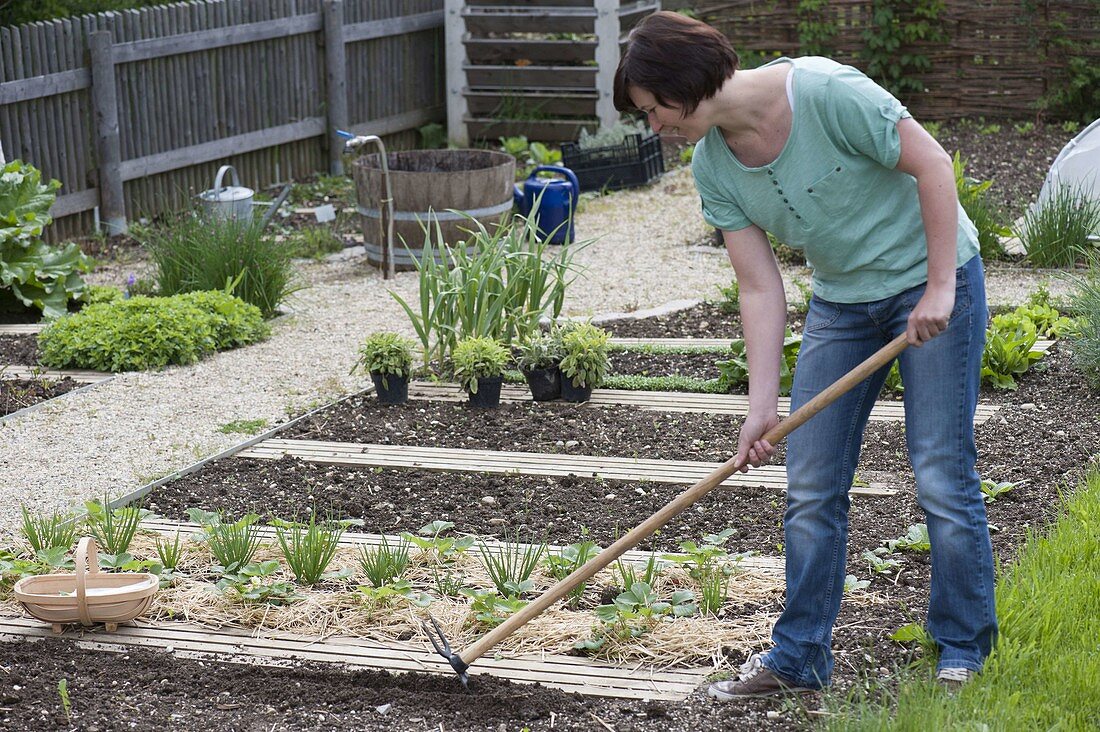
532, 166, 580, 209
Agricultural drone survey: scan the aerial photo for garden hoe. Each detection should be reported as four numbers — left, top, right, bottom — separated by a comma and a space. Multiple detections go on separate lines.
424, 333, 910, 688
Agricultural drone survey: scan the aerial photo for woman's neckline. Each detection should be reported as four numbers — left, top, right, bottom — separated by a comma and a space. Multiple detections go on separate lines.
718, 57, 796, 172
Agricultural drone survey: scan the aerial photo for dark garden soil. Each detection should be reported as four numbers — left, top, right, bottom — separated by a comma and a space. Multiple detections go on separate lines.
0, 376, 81, 417
0, 335, 38, 365
602, 302, 807, 339
609, 350, 726, 380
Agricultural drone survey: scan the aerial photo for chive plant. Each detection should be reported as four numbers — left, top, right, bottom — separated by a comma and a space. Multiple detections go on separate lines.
155, 531, 184, 569
275, 514, 344, 585
86, 498, 142, 555
357, 535, 411, 588
208, 513, 263, 571
1019, 182, 1100, 267
20, 505, 77, 553
479, 536, 546, 598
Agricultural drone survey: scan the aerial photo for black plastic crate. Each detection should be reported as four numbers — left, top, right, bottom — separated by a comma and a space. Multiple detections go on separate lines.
560, 132, 665, 193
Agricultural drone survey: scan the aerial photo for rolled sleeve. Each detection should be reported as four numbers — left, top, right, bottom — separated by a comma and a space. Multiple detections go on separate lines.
825, 66, 912, 169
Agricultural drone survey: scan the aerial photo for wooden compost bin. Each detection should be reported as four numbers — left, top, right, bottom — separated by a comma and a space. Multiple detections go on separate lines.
352, 150, 517, 272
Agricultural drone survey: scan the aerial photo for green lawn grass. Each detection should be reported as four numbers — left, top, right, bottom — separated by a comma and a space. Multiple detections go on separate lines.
821, 468, 1100, 731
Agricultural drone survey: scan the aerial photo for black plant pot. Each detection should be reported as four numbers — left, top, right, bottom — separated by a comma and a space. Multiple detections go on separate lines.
560, 375, 593, 403
371, 371, 409, 404
524, 366, 561, 401
468, 375, 503, 408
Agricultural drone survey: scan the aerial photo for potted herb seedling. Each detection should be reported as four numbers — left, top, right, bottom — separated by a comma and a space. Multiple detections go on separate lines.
453, 336, 510, 408
515, 332, 564, 401
557, 322, 609, 402
353, 332, 415, 404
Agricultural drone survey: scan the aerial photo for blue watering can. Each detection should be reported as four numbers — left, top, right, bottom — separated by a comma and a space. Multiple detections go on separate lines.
513, 166, 580, 245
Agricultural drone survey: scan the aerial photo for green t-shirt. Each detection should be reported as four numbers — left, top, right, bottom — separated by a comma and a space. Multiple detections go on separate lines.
692, 56, 979, 303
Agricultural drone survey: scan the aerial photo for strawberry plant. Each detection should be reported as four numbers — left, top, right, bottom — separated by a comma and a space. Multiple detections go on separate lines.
215, 560, 303, 606
401, 520, 475, 560
460, 587, 527, 627
591, 582, 697, 641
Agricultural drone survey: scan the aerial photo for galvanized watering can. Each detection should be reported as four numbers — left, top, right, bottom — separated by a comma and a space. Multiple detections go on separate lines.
197, 165, 255, 222
513, 165, 579, 245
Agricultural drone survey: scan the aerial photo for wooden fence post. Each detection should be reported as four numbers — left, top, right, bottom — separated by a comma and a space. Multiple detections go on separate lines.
444, 0, 468, 147
323, 0, 348, 176
89, 30, 127, 236
593, 0, 621, 132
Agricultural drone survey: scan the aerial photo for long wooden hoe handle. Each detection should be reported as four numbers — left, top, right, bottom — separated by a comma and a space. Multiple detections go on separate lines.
453, 332, 909, 671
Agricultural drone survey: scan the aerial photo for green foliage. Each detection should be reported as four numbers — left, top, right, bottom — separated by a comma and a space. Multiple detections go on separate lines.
358, 578, 433, 609
544, 540, 600, 607
884, 523, 931, 553
858, 0, 947, 98
358, 534, 411, 588
661, 528, 736, 580
557, 322, 610, 389
0, 161, 91, 319
83, 498, 142, 556
515, 331, 564, 372
796, 0, 839, 55
453, 336, 509, 393
200, 512, 263, 572
1014, 121, 1036, 136
142, 212, 301, 318
460, 587, 527, 627
1038, 21, 1100, 123
844, 574, 871, 593
37, 289, 268, 372
614, 550, 664, 593
216, 560, 303, 606
80, 285, 123, 306
20, 506, 77, 554
715, 279, 740, 314
791, 279, 813, 314
1, 0, 163, 25
418, 122, 448, 150
954, 152, 1010, 261
862, 547, 903, 576
216, 419, 268, 435
585, 582, 697, 646
576, 119, 650, 151
1018, 183, 1100, 268
598, 374, 726, 393
155, 531, 183, 570
716, 331, 802, 395
353, 332, 414, 381
1063, 254, 1100, 388
679, 145, 695, 164
479, 536, 546, 598
285, 226, 344, 260
275, 513, 344, 585
498, 136, 562, 177
980, 479, 1017, 504
57, 678, 71, 721
401, 520, 475, 560
982, 312, 1043, 390
390, 212, 585, 368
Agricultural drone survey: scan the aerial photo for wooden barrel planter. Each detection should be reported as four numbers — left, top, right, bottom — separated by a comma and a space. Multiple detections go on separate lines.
352, 149, 516, 271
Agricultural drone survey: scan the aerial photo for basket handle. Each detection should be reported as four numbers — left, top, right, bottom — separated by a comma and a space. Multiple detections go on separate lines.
75, 537, 99, 627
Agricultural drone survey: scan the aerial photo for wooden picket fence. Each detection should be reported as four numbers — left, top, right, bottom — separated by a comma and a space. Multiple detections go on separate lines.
0, 0, 445, 238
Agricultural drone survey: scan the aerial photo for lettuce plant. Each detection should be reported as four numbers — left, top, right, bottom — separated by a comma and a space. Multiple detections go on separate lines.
0, 160, 91, 318
716, 331, 802, 395
982, 313, 1043, 390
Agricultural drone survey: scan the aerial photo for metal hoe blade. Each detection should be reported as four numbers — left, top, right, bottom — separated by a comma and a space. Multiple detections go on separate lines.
422, 615, 470, 688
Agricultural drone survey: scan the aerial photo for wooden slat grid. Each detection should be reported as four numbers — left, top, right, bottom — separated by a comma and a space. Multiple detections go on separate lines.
407, 381, 1001, 425
688, 0, 1099, 120
0, 617, 706, 700
0, 365, 112, 383
237, 438, 897, 497
139, 518, 786, 573
0, 0, 445, 240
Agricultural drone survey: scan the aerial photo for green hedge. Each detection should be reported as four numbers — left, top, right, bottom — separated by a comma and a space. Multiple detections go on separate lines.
37, 290, 269, 372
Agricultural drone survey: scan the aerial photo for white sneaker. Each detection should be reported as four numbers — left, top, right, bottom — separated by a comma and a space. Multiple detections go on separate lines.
935, 667, 974, 689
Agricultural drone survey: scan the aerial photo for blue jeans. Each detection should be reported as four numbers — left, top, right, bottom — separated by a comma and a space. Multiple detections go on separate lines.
762, 255, 997, 688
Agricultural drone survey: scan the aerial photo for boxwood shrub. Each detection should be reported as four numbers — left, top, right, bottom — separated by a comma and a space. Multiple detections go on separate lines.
37, 290, 269, 372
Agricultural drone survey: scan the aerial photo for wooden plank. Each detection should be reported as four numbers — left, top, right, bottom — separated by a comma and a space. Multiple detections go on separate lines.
406, 381, 1000, 425
462, 7, 596, 36
465, 64, 597, 89
0, 68, 90, 105
118, 117, 324, 180
0, 324, 43, 334
0, 365, 112, 383
465, 117, 595, 143
343, 9, 443, 43
137, 518, 786, 573
238, 439, 896, 496
323, 0, 348, 176
89, 30, 127, 235
463, 38, 597, 65
464, 89, 597, 117
111, 13, 322, 64
345, 105, 445, 139
0, 617, 706, 700
611, 337, 1057, 356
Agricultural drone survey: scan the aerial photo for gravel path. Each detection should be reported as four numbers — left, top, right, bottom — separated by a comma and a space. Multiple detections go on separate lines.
0, 167, 1074, 533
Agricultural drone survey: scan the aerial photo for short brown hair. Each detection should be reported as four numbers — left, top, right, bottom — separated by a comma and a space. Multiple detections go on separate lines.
614, 11, 739, 116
